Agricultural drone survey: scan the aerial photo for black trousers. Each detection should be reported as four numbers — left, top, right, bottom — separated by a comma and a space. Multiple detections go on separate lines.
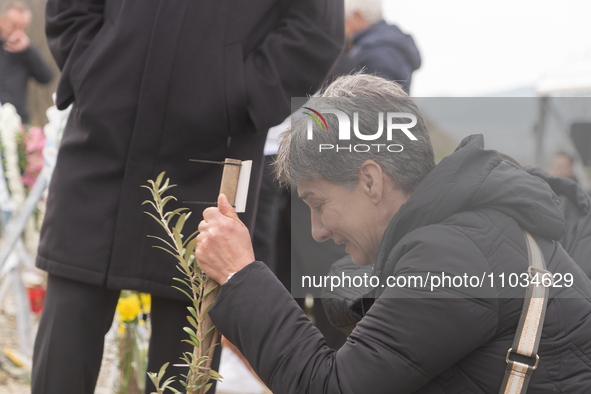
31, 274, 220, 393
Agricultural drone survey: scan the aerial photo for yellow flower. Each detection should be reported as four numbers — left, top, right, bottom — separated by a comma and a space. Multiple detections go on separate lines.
116, 294, 141, 322
140, 293, 151, 314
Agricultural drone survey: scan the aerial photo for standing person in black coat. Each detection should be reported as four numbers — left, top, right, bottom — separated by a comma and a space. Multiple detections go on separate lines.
526, 166, 591, 277
345, 0, 421, 93
0, 1, 52, 123
31, 0, 344, 392
195, 74, 591, 393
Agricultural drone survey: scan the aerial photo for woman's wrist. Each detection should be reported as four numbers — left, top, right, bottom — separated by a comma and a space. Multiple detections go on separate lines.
226, 272, 237, 283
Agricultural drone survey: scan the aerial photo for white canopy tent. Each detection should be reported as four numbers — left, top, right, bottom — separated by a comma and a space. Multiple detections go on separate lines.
536, 61, 591, 97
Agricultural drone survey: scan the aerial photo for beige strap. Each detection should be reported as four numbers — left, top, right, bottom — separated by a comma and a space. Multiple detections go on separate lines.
499, 231, 551, 394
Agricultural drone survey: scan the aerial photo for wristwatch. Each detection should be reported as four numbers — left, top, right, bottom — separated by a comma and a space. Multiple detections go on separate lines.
227, 272, 236, 283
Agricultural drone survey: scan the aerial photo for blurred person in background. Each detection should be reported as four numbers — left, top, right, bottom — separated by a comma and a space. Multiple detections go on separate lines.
0, 0, 52, 123
526, 166, 591, 278
549, 152, 578, 183
31, 0, 344, 393
501, 154, 591, 279
344, 0, 421, 93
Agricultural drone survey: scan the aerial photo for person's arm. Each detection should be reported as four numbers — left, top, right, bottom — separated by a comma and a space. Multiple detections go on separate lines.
45, 0, 105, 108
241, 0, 345, 133
197, 200, 500, 393
15, 46, 53, 84
208, 264, 498, 393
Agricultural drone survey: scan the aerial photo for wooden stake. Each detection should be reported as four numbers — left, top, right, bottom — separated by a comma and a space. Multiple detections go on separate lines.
198, 158, 241, 393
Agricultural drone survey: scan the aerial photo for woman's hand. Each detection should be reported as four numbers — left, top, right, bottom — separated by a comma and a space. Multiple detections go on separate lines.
196, 194, 255, 285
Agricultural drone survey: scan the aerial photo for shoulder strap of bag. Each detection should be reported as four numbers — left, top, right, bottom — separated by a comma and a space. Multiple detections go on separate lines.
499, 230, 552, 394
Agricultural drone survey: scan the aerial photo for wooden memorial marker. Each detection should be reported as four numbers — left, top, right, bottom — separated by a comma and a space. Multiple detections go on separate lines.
197, 158, 252, 386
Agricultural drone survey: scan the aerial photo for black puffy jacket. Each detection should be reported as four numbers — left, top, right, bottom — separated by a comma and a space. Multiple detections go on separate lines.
323, 165, 591, 336
209, 135, 591, 393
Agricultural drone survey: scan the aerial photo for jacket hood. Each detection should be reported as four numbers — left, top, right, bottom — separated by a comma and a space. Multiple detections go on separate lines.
375, 134, 567, 266
352, 20, 421, 71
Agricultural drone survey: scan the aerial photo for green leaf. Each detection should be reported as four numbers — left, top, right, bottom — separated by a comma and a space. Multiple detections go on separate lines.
182, 230, 200, 248
142, 200, 158, 211
165, 207, 189, 222
155, 172, 165, 190
172, 277, 190, 287
186, 315, 198, 329
159, 177, 170, 193
172, 228, 183, 251
147, 372, 159, 388
209, 370, 223, 380
159, 184, 177, 195
177, 257, 190, 272
189, 334, 200, 347
141, 184, 157, 200
181, 339, 199, 347
187, 306, 198, 319
193, 356, 209, 366
172, 286, 193, 300
203, 284, 218, 298
184, 238, 198, 262
160, 195, 177, 210
158, 362, 169, 380
180, 353, 191, 364
147, 235, 176, 251
176, 264, 191, 278
188, 255, 198, 271
183, 326, 197, 338
143, 211, 169, 231
175, 213, 188, 235
204, 325, 216, 337
152, 246, 184, 265
160, 376, 176, 390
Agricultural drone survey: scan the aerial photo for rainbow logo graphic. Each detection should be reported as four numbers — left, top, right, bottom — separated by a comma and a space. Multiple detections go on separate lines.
303, 107, 328, 131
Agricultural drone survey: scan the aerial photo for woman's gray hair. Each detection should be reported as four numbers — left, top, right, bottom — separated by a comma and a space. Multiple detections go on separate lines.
344, 0, 382, 24
274, 74, 435, 196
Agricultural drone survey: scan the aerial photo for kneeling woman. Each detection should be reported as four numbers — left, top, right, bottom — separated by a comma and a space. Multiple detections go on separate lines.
196, 75, 591, 393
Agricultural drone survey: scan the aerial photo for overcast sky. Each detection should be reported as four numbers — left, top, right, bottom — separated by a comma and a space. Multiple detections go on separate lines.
382, 0, 591, 96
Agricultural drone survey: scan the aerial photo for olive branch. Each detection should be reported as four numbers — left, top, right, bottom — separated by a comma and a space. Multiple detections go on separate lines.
142, 172, 222, 394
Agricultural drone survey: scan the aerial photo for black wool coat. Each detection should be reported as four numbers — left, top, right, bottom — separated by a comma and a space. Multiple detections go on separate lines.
209, 135, 591, 393
37, 0, 344, 299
